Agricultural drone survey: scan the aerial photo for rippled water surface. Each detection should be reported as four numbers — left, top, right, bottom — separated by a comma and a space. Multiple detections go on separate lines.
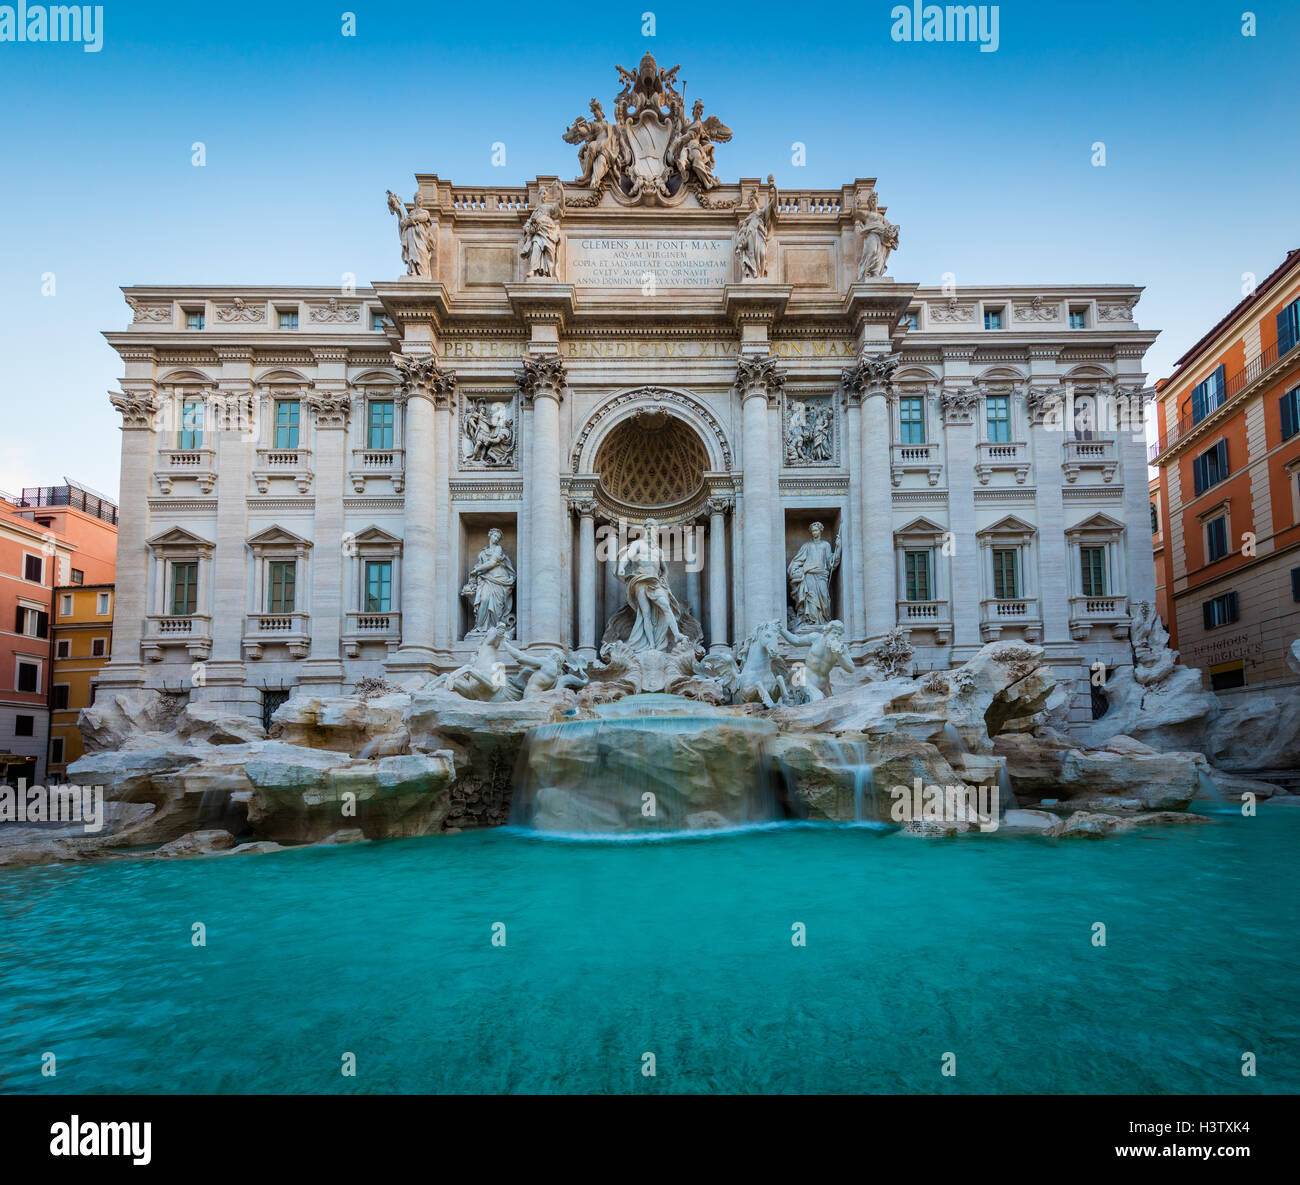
1, 807, 1297, 1093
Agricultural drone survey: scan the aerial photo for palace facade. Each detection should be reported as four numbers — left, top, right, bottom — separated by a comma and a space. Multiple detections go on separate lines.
97, 56, 1158, 729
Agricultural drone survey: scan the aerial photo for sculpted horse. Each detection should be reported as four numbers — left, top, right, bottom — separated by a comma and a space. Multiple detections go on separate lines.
735, 620, 794, 708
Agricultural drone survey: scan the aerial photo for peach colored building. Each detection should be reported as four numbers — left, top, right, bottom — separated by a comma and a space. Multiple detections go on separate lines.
1151, 249, 1300, 688
0, 486, 117, 784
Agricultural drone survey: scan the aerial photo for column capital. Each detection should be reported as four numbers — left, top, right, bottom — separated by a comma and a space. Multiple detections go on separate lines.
569, 496, 598, 518
517, 354, 568, 405
735, 354, 785, 404
391, 351, 456, 407
707, 494, 734, 516
109, 387, 160, 429
841, 353, 898, 402
939, 385, 981, 427
306, 387, 354, 429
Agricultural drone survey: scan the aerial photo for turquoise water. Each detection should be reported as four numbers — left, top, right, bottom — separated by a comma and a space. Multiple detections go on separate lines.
1, 807, 1297, 1094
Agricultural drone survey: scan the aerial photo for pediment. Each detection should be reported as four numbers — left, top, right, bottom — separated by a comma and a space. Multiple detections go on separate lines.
350, 525, 403, 546
247, 525, 314, 548
897, 515, 946, 537
147, 526, 214, 550
978, 514, 1036, 537
1065, 512, 1126, 536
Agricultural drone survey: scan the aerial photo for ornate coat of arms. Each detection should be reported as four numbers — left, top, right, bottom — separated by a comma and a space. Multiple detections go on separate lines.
563, 53, 732, 205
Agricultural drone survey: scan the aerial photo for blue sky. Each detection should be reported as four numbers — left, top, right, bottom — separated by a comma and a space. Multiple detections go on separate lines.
1, 0, 1296, 498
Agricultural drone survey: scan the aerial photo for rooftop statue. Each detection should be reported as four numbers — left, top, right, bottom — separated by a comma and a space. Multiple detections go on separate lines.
854, 191, 900, 280
564, 53, 731, 204
386, 189, 433, 278
520, 181, 564, 278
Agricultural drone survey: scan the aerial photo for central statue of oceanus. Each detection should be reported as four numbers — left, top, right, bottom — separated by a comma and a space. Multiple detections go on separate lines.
602, 518, 702, 654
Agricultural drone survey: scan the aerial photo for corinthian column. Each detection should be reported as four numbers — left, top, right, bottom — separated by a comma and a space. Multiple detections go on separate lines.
518, 354, 567, 650
302, 387, 351, 684
100, 387, 160, 691
390, 352, 455, 673
843, 353, 899, 640
707, 494, 733, 654
737, 355, 784, 631
573, 497, 597, 659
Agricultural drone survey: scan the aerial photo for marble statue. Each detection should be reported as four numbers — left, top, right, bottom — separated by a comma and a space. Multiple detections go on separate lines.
736, 619, 794, 708
520, 181, 564, 278
785, 399, 833, 464
463, 399, 515, 466
787, 522, 842, 630
613, 518, 684, 652
736, 177, 778, 280
779, 619, 854, 701
462, 528, 516, 636
1131, 600, 1178, 686
386, 189, 433, 278
667, 98, 732, 190
854, 191, 900, 280
563, 99, 627, 190
563, 55, 732, 205
499, 639, 589, 699
429, 623, 511, 701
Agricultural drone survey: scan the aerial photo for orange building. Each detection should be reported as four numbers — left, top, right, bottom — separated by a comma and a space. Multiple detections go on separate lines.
48, 584, 115, 781
1151, 249, 1300, 689
0, 485, 117, 785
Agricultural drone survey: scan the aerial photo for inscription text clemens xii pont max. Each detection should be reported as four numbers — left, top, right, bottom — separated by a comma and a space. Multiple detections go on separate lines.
567, 238, 732, 288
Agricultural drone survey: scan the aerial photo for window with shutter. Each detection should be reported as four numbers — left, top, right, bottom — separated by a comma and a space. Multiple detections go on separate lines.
1293, 568, 1300, 602
1279, 298, 1300, 357
1206, 516, 1228, 562
1283, 388, 1300, 442
1080, 547, 1106, 596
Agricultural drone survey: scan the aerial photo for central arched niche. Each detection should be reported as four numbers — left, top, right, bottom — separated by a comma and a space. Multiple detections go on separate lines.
589, 408, 712, 642
592, 408, 709, 515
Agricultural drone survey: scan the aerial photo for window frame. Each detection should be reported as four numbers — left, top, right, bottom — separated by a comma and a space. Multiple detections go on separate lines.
274, 400, 301, 450
267, 560, 297, 614
985, 394, 1012, 443
1079, 545, 1106, 597
991, 547, 1020, 600
364, 560, 393, 612
169, 560, 199, 616
367, 399, 396, 450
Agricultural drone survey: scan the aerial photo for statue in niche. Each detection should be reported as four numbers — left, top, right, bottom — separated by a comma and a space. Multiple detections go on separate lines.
462, 528, 516, 636
608, 517, 686, 653
736, 176, 778, 280
787, 522, 842, 630
520, 181, 564, 278
463, 399, 515, 466
386, 189, 433, 278
779, 619, 854, 702
854, 191, 900, 280
667, 97, 733, 191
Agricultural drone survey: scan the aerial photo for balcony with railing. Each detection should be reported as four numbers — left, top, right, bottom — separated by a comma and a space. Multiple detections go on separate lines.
890, 441, 943, 487
155, 448, 217, 494
253, 448, 313, 494
1150, 332, 1300, 461
979, 598, 1042, 642
244, 612, 311, 660
974, 441, 1030, 485
16, 485, 118, 525
142, 613, 212, 661
896, 599, 951, 643
1062, 437, 1118, 484
1068, 594, 1130, 639
349, 447, 406, 494
343, 610, 402, 658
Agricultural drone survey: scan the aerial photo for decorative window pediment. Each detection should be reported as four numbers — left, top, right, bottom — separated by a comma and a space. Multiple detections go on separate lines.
1064, 512, 1125, 541
977, 515, 1036, 545
247, 525, 314, 550
147, 526, 214, 552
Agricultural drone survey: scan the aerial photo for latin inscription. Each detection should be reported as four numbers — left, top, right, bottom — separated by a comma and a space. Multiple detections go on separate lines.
568, 238, 732, 288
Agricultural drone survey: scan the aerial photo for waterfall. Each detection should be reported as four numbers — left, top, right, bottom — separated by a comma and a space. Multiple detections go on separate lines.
511, 694, 782, 834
